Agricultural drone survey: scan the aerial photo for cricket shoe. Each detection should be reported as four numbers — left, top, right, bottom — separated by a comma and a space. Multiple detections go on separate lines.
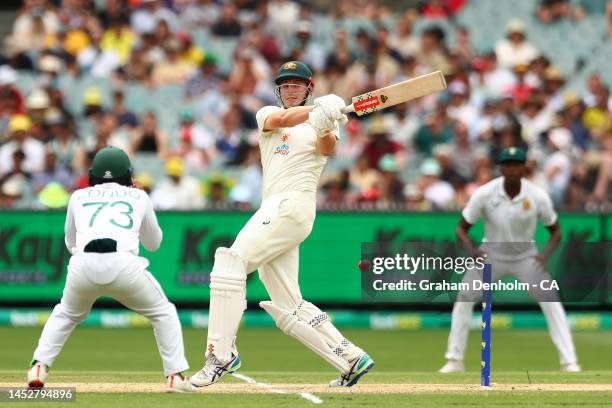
561, 363, 581, 373
329, 353, 375, 387
27, 361, 48, 388
189, 354, 241, 387
438, 359, 465, 373
166, 372, 195, 393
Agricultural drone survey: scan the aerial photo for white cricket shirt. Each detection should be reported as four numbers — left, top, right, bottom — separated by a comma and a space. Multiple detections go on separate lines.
256, 106, 335, 201
462, 177, 557, 260
65, 182, 162, 255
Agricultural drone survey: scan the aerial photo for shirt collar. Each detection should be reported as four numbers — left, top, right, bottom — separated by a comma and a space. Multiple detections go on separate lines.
498, 178, 525, 202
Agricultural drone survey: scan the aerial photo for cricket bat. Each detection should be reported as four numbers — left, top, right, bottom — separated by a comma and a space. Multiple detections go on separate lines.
341, 71, 447, 116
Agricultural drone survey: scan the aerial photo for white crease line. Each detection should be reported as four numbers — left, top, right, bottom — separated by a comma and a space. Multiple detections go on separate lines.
232, 373, 323, 404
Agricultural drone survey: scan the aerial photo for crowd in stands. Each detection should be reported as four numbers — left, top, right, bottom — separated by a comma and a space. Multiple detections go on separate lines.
0, 0, 611, 211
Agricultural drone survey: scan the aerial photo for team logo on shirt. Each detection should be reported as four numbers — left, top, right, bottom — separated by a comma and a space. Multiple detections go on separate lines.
274, 134, 290, 155
523, 198, 531, 211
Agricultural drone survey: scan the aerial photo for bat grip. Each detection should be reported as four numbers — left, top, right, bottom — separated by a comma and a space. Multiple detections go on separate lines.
341, 104, 355, 114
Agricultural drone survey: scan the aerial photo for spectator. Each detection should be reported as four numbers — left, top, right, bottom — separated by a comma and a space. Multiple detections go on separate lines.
559, 92, 590, 150
131, 0, 179, 35
214, 108, 247, 165
116, 46, 152, 82
543, 128, 573, 207
151, 38, 197, 86
590, 131, 612, 203
414, 106, 454, 156
179, 0, 221, 31
450, 121, 477, 180
377, 154, 405, 207
320, 172, 351, 209
361, 117, 404, 170
31, 150, 73, 193
582, 86, 611, 140
111, 90, 138, 129
446, 81, 478, 129
417, 26, 450, 74
100, 16, 136, 65
83, 113, 130, 159
349, 153, 380, 193
335, 119, 366, 162
495, 20, 539, 68
150, 156, 204, 210
45, 109, 84, 172
211, 3, 242, 37
418, 158, 455, 210
184, 53, 221, 100
385, 104, 420, 146
266, 0, 300, 39
25, 88, 50, 124
0, 150, 31, 185
290, 21, 326, 72
131, 111, 168, 158
0, 115, 45, 174
176, 108, 215, 171
388, 10, 420, 58
77, 28, 121, 78
9, 2, 59, 53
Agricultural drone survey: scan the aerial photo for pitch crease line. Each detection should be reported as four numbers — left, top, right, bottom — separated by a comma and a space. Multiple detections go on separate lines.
231, 373, 323, 404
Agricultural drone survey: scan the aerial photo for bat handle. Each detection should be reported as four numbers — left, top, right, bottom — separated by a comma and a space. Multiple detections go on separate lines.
341, 104, 355, 114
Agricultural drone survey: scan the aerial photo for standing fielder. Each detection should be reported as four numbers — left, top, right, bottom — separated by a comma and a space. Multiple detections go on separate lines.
439, 147, 580, 373
190, 61, 374, 388
26, 147, 194, 393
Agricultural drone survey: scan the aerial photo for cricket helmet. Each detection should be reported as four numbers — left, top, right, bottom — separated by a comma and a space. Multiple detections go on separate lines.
89, 146, 133, 185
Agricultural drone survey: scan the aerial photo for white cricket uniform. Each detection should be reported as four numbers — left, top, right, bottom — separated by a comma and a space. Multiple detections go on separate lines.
231, 106, 330, 302
204, 105, 363, 371
445, 177, 578, 365
32, 182, 189, 376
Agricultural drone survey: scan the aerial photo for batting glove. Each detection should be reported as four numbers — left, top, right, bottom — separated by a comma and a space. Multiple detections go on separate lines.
309, 106, 336, 138
314, 94, 348, 126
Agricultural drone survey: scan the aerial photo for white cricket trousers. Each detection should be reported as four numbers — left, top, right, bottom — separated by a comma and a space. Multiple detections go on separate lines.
444, 256, 578, 365
232, 191, 317, 309
32, 252, 189, 377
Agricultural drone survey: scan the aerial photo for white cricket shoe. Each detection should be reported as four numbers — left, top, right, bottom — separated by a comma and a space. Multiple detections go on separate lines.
561, 363, 581, 372
27, 361, 48, 388
438, 359, 465, 373
166, 372, 195, 393
189, 354, 241, 387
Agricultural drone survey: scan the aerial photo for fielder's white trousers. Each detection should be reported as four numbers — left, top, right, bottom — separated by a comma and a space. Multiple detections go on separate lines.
32, 253, 189, 377
444, 256, 578, 365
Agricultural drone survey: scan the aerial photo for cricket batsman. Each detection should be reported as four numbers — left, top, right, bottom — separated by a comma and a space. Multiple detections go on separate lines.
190, 61, 374, 388
439, 147, 580, 373
26, 147, 194, 393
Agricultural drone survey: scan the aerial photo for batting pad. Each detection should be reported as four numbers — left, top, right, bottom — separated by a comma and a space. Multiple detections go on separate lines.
207, 248, 247, 363
260, 300, 350, 372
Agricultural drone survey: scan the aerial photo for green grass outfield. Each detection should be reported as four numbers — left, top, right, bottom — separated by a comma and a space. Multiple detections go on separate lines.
1, 327, 611, 407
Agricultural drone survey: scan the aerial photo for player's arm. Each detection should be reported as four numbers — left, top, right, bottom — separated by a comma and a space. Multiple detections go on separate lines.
316, 129, 337, 156
536, 188, 561, 264
457, 186, 486, 257
139, 197, 163, 252
263, 106, 314, 131
456, 216, 481, 257
64, 196, 77, 254
538, 221, 561, 263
